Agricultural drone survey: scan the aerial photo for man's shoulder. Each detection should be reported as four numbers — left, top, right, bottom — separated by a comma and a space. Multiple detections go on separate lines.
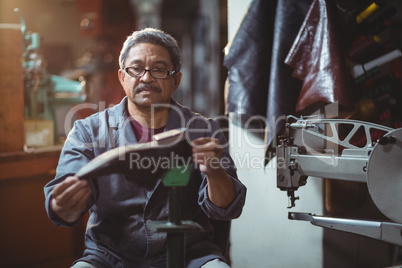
171, 99, 210, 121
74, 97, 127, 128
169, 99, 222, 136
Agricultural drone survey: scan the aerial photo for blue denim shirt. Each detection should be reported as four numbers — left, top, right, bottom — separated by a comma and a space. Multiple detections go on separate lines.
44, 97, 246, 268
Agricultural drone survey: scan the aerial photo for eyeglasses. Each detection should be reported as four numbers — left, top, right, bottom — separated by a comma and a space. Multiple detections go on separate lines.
124, 67, 176, 79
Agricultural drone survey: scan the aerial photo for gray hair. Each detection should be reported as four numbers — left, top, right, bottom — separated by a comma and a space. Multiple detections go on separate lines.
119, 28, 181, 72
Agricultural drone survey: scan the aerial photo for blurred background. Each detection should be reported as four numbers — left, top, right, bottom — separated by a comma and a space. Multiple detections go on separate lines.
0, 0, 402, 267
0, 0, 228, 141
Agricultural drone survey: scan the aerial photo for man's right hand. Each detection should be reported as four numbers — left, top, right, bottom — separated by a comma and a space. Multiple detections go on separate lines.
51, 176, 91, 223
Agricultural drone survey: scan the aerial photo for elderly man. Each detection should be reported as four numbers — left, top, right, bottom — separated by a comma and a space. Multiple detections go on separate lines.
44, 28, 246, 268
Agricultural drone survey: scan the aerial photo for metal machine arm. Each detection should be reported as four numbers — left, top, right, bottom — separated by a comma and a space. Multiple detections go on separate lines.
276, 116, 402, 246
289, 212, 402, 246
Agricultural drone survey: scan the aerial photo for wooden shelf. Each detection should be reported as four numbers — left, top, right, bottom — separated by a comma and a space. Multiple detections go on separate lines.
0, 146, 63, 180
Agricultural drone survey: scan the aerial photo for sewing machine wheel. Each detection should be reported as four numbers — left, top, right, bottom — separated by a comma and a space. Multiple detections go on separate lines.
367, 128, 402, 224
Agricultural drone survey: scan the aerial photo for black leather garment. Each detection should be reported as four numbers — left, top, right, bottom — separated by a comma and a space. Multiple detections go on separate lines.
265, 0, 314, 151
224, 0, 356, 156
285, 0, 355, 113
224, 0, 312, 150
224, 0, 277, 118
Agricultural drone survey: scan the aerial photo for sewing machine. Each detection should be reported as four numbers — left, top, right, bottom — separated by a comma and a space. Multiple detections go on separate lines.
276, 115, 402, 246
15, 8, 86, 143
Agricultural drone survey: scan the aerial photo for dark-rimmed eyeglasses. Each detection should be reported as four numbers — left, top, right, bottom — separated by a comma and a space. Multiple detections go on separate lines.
124, 67, 176, 79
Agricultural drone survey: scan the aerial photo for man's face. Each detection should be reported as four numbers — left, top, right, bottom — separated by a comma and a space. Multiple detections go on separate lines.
118, 43, 181, 109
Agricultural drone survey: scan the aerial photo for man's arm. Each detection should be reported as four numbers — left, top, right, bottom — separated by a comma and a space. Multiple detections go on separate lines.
50, 176, 92, 223
192, 137, 236, 208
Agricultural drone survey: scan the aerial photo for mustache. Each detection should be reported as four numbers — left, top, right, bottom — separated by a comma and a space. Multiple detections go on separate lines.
134, 84, 162, 93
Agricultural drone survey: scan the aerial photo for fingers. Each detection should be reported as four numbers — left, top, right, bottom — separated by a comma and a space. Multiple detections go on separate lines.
51, 176, 79, 197
191, 137, 223, 155
51, 176, 91, 223
192, 137, 223, 173
52, 176, 91, 210
191, 137, 220, 147
192, 151, 220, 165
